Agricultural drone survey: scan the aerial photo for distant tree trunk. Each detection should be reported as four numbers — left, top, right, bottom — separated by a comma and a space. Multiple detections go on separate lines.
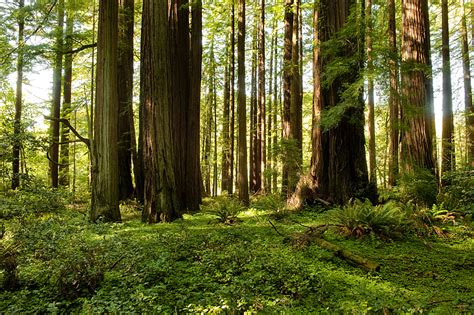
237, 0, 249, 205
366, 0, 376, 185
212, 67, 218, 197
441, 0, 454, 175
117, 0, 135, 201
306, 0, 373, 205
59, 6, 73, 188
140, 0, 180, 223
12, 0, 25, 190
203, 62, 213, 196
387, 0, 399, 186
229, 2, 236, 195
272, 33, 279, 192
91, 0, 121, 222
460, 0, 473, 166
267, 21, 275, 192
50, 0, 64, 188
250, 25, 259, 194
290, 0, 302, 192
221, 39, 231, 193
400, 0, 435, 173
258, 0, 266, 194
282, 0, 293, 196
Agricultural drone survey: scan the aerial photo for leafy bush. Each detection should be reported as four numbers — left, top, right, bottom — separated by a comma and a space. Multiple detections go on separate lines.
0, 180, 68, 219
398, 168, 437, 207
202, 196, 245, 224
326, 199, 411, 239
438, 168, 474, 216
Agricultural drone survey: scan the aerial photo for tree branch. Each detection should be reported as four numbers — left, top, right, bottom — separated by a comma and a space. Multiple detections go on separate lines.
44, 116, 90, 148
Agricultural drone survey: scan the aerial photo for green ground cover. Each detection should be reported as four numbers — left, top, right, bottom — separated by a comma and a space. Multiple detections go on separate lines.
1, 194, 473, 313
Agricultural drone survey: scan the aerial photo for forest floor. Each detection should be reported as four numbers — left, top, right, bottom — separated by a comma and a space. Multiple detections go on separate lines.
1, 194, 474, 313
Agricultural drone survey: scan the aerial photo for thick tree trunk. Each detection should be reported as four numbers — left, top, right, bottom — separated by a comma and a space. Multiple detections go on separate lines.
237, 0, 249, 205
186, 0, 203, 209
388, 0, 400, 187
460, 0, 473, 166
306, 0, 373, 205
117, 0, 135, 201
258, 0, 266, 194
282, 0, 293, 196
400, 0, 435, 173
91, 0, 121, 222
441, 0, 454, 175
366, 0, 376, 185
59, 7, 73, 188
12, 0, 24, 190
50, 0, 64, 188
140, 0, 180, 223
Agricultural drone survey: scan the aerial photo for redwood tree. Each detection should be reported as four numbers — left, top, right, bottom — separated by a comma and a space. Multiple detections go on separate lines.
237, 0, 249, 205
90, 0, 121, 222
306, 0, 373, 204
140, 0, 180, 222
117, 0, 136, 200
400, 0, 435, 173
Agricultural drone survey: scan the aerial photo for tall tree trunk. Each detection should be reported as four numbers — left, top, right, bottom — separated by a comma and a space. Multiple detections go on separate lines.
308, 0, 373, 204
237, 0, 249, 205
12, 0, 25, 190
290, 0, 302, 192
59, 5, 73, 188
187, 0, 203, 208
258, 0, 266, 193
50, 0, 65, 188
460, 0, 473, 166
117, 0, 135, 200
388, 0, 400, 186
168, 0, 202, 211
441, 0, 454, 175
282, 0, 293, 196
250, 25, 259, 194
267, 21, 275, 193
91, 0, 121, 222
212, 66, 218, 196
229, 2, 236, 195
228, 1, 236, 194
140, 0, 180, 223
272, 32, 279, 192
221, 39, 231, 193
400, 0, 435, 173
366, 0, 376, 185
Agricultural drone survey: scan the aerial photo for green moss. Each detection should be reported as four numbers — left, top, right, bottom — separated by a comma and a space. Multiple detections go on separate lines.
1, 195, 473, 313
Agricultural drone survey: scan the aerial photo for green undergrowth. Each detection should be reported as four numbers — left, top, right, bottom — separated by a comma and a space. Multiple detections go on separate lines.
1, 195, 473, 313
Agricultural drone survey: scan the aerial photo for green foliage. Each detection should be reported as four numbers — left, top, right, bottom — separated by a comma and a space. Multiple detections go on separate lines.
1, 200, 473, 313
439, 168, 474, 216
398, 168, 438, 206
326, 199, 411, 239
202, 195, 245, 224
0, 180, 68, 219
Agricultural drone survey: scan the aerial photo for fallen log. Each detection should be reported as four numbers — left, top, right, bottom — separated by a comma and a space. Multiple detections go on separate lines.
311, 237, 380, 272
269, 220, 381, 272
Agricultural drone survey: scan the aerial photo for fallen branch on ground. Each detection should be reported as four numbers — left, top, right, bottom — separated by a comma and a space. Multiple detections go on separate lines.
269, 220, 381, 272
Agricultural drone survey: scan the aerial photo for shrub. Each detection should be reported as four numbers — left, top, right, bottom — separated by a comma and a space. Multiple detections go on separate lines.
398, 168, 437, 207
202, 196, 245, 224
438, 168, 474, 216
326, 199, 411, 239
